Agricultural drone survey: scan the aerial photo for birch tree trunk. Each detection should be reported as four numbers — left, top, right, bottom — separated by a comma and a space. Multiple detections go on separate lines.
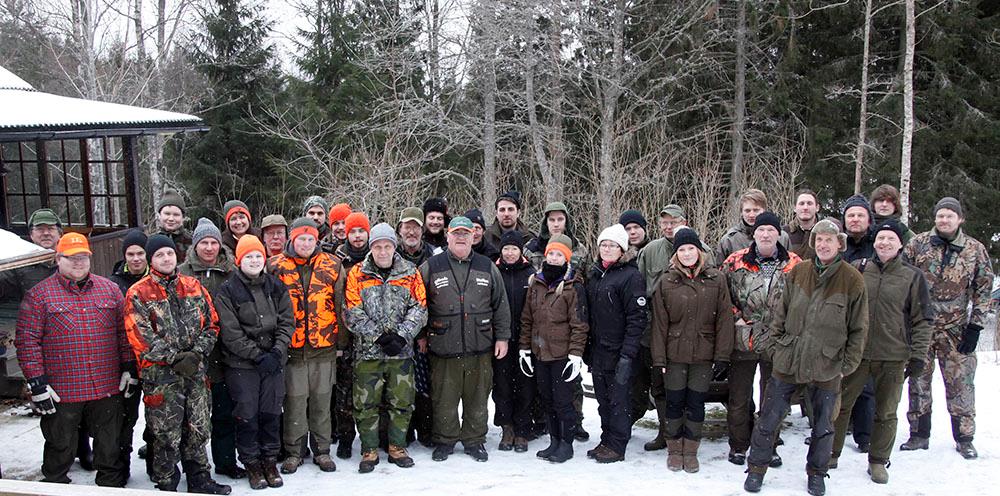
597, 0, 625, 228
854, 0, 873, 195
728, 0, 747, 219
899, 0, 915, 222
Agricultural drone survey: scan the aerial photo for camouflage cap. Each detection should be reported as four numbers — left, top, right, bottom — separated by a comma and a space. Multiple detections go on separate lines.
659, 204, 685, 219
398, 207, 424, 227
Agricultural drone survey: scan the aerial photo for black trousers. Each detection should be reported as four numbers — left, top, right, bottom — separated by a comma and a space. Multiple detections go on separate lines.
593, 363, 633, 454
210, 381, 238, 470
40, 394, 125, 486
535, 359, 576, 442
849, 378, 875, 445
492, 350, 537, 437
748, 376, 838, 474
227, 368, 285, 463
118, 383, 143, 481
629, 345, 666, 426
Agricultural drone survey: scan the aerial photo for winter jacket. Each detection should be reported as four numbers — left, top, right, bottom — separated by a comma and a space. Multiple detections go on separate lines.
715, 222, 790, 265
639, 237, 717, 292
473, 238, 501, 261
650, 261, 734, 367
344, 253, 427, 361
585, 259, 647, 370
871, 213, 914, 244
851, 255, 932, 362
903, 229, 994, 332
485, 220, 534, 249
844, 230, 875, 263
419, 250, 512, 358
397, 242, 440, 268
222, 227, 262, 254
124, 270, 219, 384
267, 245, 341, 359
108, 260, 148, 296
766, 258, 868, 384
16, 273, 133, 403
498, 257, 535, 347
783, 217, 819, 261
519, 268, 589, 362
721, 244, 802, 360
215, 270, 294, 369
146, 225, 193, 264
178, 246, 236, 382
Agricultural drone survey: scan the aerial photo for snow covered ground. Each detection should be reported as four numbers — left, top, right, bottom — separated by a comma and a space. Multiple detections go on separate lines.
3, 354, 999, 495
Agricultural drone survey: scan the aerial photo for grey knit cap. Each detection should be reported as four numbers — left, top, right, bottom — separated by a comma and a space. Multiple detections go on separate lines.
192, 217, 222, 246
934, 197, 963, 218
369, 222, 398, 247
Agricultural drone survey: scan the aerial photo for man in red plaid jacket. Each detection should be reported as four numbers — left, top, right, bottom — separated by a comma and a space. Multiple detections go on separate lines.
15, 232, 137, 487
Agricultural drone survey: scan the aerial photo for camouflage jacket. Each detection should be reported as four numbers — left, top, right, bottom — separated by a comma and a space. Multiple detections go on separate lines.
268, 246, 341, 356
721, 244, 802, 359
903, 229, 994, 332
344, 253, 427, 361
124, 270, 220, 384
715, 222, 790, 267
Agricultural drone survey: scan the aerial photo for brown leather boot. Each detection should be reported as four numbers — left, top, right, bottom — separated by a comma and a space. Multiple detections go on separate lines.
682, 439, 701, 473
666, 438, 683, 472
388, 444, 415, 468
499, 425, 515, 451
261, 458, 283, 488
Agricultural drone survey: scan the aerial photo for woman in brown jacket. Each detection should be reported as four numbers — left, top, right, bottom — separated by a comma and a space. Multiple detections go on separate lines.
651, 227, 735, 473
518, 234, 589, 464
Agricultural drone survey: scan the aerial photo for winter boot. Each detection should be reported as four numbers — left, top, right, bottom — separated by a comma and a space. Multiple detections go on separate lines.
899, 436, 929, 451
868, 462, 888, 484
187, 472, 232, 495
769, 452, 783, 468
244, 461, 267, 491
957, 441, 978, 459
681, 438, 701, 473
593, 445, 625, 464
214, 464, 246, 479
728, 449, 746, 466
574, 422, 590, 442
155, 466, 182, 492
279, 456, 302, 474
806, 472, 828, 496
499, 424, 515, 451
548, 427, 574, 464
644, 424, 668, 451
313, 453, 337, 472
513, 436, 529, 453
388, 444, 415, 468
537, 438, 563, 460
666, 438, 683, 472
743, 465, 767, 493
432, 443, 454, 462
586, 444, 604, 459
336, 441, 352, 460
358, 449, 379, 474
464, 443, 489, 462
261, 458, 283, 488
138, 444, 149, 460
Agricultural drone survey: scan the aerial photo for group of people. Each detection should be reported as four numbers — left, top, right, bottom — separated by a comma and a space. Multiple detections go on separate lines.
0, 183, 989, 496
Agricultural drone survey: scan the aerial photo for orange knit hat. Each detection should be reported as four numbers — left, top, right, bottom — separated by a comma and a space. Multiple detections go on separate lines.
544, 233, 573, 263
329, 203, 352, 225
235, 234, 266, 266
344, 212, 371, 234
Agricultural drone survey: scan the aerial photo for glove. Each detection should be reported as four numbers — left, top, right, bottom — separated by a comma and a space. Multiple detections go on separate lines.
171, 351, 201, 378
563, 355, 584, 382
613, 356, 631, 386
255, 349, 282, 376
712, 361, 730, 381
376, 333, 408, 356
28, 376, 60, 415
119, 371, 140, 398
518, 350, 534, 377
904, 358, 925, 378
955, 324, 981, 355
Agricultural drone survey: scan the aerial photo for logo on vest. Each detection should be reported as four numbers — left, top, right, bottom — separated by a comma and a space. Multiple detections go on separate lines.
475, 277, 490, 287
636, 296, 647, 307
434, 277, 450, 289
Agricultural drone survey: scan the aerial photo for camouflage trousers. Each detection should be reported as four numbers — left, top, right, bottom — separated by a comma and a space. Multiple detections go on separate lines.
143, 375, 212, 485
907, 328, 977, 442
353, 358, 415, 451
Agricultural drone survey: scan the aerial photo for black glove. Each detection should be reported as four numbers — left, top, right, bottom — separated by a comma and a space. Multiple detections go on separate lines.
904, 358, 925, 378
955, 324, 981, 355
171, 351, 201, 378
28, 376, 60, 415
255, 349, 282, 376
376, 333, 408, 356
712, 361, 730, 381
614, 357, 632, 386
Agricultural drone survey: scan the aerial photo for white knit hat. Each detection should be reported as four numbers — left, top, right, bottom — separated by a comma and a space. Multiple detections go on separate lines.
597, 223, 629, 252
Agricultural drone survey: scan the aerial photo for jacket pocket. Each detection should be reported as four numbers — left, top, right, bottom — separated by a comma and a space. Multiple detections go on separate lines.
474, 316, 494, 351
770, 334, 797, 374
427, 320, 449, 336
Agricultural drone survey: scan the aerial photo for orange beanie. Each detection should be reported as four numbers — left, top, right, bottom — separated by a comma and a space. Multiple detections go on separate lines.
329, 203, 352, 225
235, 234, 266, 266
344, 212, 371, 234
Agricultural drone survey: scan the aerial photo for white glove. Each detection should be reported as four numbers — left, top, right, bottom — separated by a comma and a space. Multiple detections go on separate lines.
562, 355, 583, 382
31, 385, 61, 415
119, 371, 140, 398
518, 349, 534, 377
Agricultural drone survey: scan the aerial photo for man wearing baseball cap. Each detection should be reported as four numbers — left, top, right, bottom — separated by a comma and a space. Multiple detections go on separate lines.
16, 233, 136, 487
418, 217, 512, 462
260, 214, 288, 258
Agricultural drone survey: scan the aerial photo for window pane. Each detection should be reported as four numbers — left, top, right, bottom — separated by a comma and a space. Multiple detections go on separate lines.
66, 162, 82, 194
68, 197, 85, 225
20, 142, 36, 161
8, 196, 26, 224
23, 162, 39, 194
109, 162, 124, 195
49, 163, 66, 193
90, 161, 107, 195
45, 140, 63, 161
115, 196, 127, 226
2, 143, 18, 162
63, 140, 81, 161
6, 163, 24, 193
92, 196, 108, 226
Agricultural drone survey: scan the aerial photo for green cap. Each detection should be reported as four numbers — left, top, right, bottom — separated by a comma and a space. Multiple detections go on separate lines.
543, 201, 569, 215
448, 216, 474, 232
28, 208, 62, 227
659, 204, 685, 219
399, 207, 424, 226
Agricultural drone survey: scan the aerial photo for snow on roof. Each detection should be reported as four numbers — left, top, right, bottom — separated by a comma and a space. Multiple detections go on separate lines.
0, 228, 53, 272
0, 65, 204, 135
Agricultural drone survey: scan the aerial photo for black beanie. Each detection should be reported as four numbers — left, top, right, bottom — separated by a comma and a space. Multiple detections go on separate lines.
423, 197, 449, 216
672, 228, 702, 254
121, 229, 148, 257
874, 218, 905, 243
145, 234, 177, 263
618, 209, 647, 229
752, 211, 782, 234
841, 194, 872, 221
496, 190, 522, 210
464, 208, 486, 229
500, 230, 525, 250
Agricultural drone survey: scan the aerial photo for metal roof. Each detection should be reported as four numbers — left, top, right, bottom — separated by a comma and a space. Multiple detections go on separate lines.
0, 65, 207, 141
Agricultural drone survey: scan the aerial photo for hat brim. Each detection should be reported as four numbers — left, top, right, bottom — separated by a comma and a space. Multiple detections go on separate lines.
400, 216, 424, 227
448, 226, 473, 233
59, 247, 92, 257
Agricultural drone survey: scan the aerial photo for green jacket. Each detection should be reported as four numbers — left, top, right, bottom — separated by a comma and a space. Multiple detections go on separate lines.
215, 271, 294, 370
903, 229, 994, 332
178, 246, 235, 382
851, 255, 932, 362
767, 258, 868, 384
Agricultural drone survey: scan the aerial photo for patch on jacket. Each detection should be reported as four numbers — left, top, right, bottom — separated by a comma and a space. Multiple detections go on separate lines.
434, 277, 450, 289
637, 296, 647, 307
475, 277, 490, 287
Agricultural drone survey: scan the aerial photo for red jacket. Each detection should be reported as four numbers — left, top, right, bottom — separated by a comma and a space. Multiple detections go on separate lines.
15, 273, 133, 403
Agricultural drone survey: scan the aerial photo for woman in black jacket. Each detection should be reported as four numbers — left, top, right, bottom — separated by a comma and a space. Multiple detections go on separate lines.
215, 235, 294, 490
585, 224, 648, 463
492, 230, 537, 453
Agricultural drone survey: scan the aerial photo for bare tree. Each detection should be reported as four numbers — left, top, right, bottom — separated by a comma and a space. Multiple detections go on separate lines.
899, 0, 914, 222
728, 0, 747, 217
853, 0, 873, 195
